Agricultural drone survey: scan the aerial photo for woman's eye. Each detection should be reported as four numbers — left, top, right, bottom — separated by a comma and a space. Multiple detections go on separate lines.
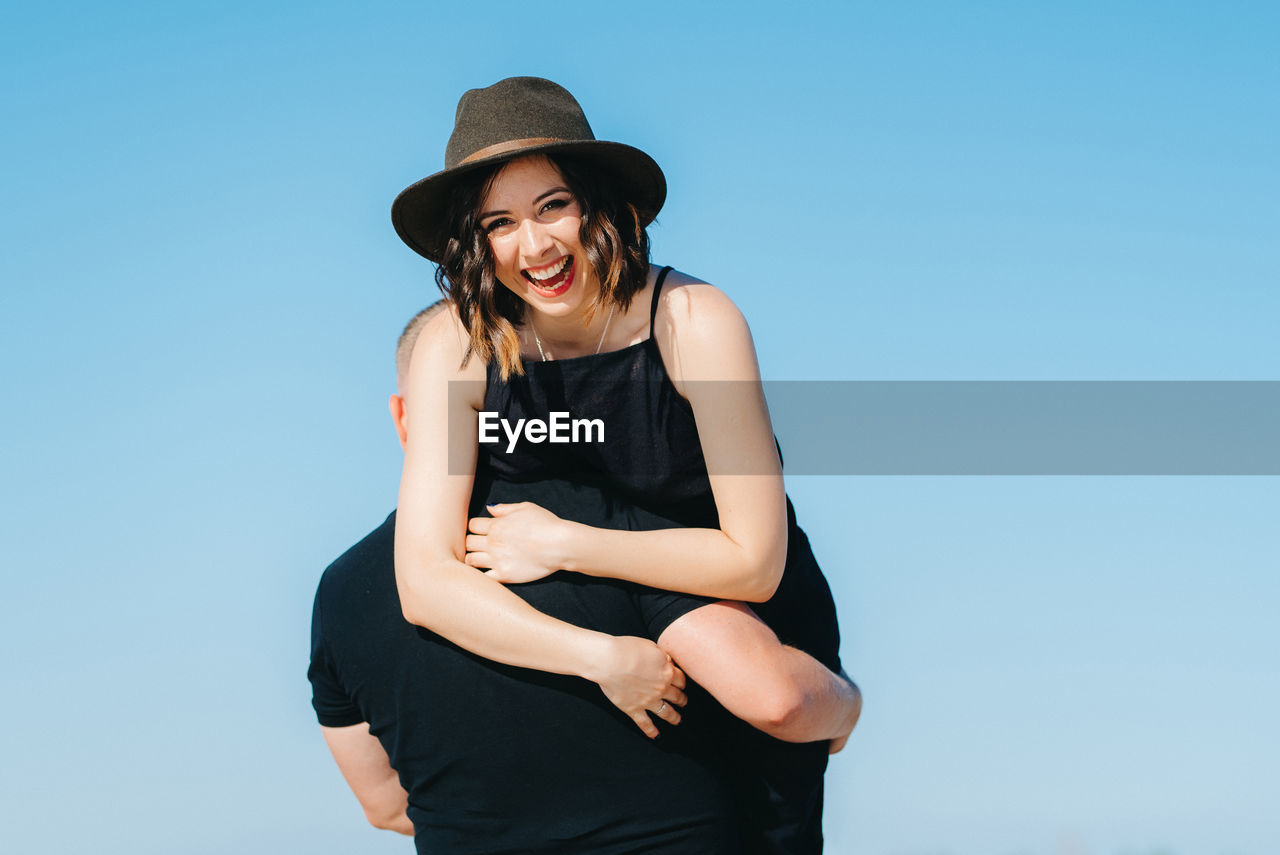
541, 198, 568, 213
483, 218, 513, 234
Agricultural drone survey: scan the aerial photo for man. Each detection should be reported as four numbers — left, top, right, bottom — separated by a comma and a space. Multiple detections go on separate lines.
309, 303, 861, 853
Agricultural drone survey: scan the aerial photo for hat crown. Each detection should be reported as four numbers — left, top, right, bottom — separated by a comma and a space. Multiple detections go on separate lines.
392, 77, 665, 262
445, 77, 596, 169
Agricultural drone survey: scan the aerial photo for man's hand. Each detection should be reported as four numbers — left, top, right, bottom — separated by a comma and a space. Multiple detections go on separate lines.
828, 669, 862, 754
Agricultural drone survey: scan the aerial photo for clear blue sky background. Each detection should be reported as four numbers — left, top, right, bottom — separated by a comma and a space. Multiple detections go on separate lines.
2, 2, 1276, 854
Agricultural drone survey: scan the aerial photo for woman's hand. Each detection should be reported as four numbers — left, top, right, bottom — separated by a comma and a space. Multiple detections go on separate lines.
465, 502, 570, 584
592, 636, 688, 738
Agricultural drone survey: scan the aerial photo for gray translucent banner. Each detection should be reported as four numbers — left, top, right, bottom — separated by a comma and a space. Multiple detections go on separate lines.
450, 381, 1280, 475
765, 381, 1280, 475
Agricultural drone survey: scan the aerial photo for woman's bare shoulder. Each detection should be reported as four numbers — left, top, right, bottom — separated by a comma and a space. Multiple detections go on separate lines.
403, 301, 487, 413
651, 267, 758, 383
654, 267, 750, 339
410, 304, 478, 371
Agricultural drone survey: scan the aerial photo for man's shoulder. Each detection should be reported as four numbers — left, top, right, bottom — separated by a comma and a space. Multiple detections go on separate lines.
316, 511, 397, 600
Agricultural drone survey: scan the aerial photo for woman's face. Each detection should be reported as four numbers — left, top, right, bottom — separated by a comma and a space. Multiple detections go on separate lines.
478, 155, 594, 318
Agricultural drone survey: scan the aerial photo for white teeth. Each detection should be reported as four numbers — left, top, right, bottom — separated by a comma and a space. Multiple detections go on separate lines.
525, 256, 569, 281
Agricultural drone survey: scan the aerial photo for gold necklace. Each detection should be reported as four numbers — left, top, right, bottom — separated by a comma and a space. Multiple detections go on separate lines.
530, 304, 615, 361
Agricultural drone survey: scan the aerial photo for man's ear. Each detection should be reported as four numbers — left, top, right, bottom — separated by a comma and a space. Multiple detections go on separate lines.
389, 394, 408, 450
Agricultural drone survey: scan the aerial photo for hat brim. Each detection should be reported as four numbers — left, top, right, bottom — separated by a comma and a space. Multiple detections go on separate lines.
391, 140, 666, 263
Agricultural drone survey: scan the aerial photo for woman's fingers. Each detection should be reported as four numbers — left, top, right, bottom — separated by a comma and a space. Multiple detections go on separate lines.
464, 533, 486, 551
650, 699, 682, 726
467, 516, 491, 534
465, 551, 491, 569
664, 686, 688, 708
632, 713, 660, 739
485, 502, 530, 518
595, 637, 688, 739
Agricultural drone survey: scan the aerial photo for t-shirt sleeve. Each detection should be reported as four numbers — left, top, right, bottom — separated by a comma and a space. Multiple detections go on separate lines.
632, 586, 718, 641
308, 583, 365, 728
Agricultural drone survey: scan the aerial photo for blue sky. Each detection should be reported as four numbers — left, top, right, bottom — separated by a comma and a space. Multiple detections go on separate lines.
2, 2, 1276, 853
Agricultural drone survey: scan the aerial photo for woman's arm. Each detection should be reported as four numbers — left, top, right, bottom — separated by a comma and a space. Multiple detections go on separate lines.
466, 276, 789, 602
394, 310, 685, 737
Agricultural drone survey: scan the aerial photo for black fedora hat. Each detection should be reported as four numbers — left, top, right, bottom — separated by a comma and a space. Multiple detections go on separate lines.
392, 77, 667, 263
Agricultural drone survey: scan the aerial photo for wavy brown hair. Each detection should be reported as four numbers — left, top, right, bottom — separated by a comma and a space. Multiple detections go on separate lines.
433, 153, 652, 379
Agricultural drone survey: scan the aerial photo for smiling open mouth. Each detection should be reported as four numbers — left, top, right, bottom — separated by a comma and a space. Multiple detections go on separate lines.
522, 256, 574, 295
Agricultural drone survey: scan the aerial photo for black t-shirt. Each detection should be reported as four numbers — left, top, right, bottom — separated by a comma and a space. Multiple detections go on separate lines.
474, 476, 836, 855
309, 493, 737, 853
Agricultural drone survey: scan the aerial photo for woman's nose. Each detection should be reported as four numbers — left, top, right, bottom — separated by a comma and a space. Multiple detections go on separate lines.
517, 218, 553, 257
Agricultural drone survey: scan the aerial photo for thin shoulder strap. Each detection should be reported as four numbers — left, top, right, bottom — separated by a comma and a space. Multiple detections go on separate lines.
649, 265, 673, 339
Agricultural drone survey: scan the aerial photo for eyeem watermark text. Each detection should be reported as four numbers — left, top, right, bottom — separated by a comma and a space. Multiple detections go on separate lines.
478, 411, 605, 453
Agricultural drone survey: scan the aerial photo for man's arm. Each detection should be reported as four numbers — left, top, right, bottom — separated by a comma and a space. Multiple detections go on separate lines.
658, 601, 861, 748
321, 723, 413, 835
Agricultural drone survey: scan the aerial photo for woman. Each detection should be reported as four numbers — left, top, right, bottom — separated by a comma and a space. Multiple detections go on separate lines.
391, 77, 847, 851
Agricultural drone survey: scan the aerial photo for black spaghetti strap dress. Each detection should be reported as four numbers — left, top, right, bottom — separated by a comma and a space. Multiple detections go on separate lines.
475, 266, 844, 854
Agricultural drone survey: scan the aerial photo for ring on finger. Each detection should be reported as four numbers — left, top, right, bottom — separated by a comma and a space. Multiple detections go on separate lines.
655, 701, 669, 716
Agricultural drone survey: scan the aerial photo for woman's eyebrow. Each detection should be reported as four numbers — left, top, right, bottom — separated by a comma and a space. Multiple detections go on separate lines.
534, 186, 571, 203
480, 186, 572, 220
